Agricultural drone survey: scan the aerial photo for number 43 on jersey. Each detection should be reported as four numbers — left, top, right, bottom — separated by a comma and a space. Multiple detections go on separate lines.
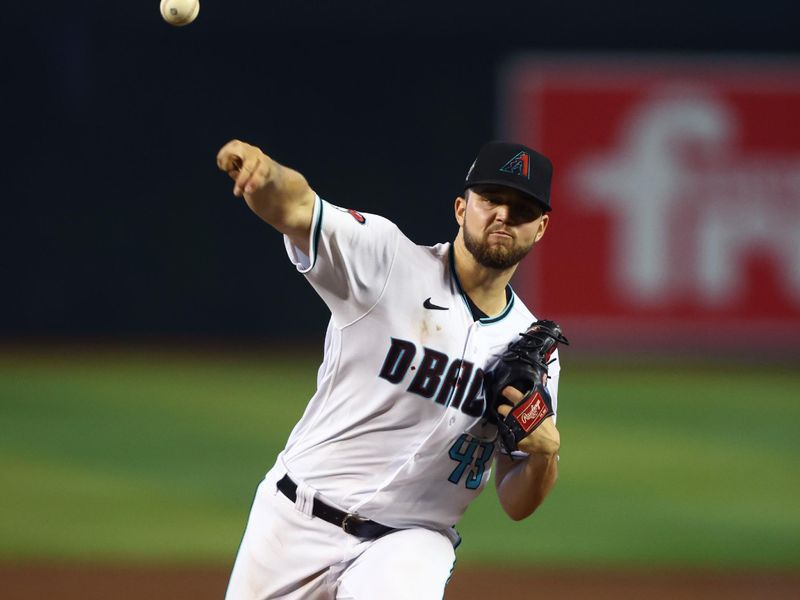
448, 434, 494, 489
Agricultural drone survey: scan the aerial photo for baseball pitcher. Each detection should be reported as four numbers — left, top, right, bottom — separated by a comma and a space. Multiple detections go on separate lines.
216, 140, 568, 600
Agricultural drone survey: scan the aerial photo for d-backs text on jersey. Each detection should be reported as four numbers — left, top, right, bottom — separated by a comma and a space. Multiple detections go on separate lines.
378, 338, 486, 417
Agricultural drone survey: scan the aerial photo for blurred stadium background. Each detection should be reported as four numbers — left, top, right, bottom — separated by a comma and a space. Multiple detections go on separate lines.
1, 1, 799, 598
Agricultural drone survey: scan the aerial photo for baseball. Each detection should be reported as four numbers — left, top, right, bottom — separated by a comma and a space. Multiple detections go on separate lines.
160, 0, 200, 26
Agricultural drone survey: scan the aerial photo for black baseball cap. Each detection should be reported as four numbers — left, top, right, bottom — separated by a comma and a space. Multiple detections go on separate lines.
464, 141, 553, 212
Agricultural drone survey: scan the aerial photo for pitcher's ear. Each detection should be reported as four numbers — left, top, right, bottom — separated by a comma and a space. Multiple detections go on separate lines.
455, 195, 467, 226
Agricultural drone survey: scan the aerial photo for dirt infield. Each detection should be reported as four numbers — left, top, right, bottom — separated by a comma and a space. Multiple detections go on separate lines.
2, 564, 799, 599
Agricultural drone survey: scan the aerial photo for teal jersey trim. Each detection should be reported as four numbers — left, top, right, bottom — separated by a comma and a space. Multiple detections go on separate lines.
477, 292, 515, 325
448, 245, 466, 297
310, 198, 325, 270
448, 247, 474, 315
448, 245, 515, 325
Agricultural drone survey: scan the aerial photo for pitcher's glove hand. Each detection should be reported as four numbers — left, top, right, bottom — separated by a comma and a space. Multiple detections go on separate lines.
486, 320, 569, 454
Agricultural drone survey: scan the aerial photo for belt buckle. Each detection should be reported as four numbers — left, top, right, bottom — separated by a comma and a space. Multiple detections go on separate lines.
341, 513, 367, 535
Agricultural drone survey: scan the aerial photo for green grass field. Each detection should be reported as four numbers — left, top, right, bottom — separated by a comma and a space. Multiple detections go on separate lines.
1, 347, 798, 568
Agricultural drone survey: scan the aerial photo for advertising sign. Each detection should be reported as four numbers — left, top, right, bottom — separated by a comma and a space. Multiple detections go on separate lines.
503, 57, 800, 353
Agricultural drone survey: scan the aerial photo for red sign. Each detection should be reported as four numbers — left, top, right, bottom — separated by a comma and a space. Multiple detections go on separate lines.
503, 58, 800, 353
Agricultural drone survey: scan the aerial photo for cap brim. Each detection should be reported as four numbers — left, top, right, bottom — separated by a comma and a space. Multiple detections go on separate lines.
465, 179, 551, 212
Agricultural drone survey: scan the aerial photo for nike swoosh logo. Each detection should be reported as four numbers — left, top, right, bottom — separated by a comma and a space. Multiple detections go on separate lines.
423, 298, 449, 311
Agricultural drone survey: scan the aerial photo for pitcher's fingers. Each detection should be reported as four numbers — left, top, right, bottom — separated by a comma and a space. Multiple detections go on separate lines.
244, 164, 272, 194
216, 142, 234, 170
216, 139, 246, 170
224, 151, 243, 181
218, 150, 243, 172
234, 155, 260, 196
501, 386, 525, 404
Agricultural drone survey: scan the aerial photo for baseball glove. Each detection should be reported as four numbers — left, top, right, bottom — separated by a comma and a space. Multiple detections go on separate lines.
486, 320, 569, 454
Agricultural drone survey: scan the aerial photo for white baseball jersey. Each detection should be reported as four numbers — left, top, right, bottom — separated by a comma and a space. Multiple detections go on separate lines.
280, 196, 561, 530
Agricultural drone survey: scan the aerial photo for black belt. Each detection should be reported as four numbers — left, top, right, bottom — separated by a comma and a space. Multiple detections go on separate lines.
277, 474, 396, 539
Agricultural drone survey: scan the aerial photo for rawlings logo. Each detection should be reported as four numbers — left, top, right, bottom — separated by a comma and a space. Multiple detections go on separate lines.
511, 392, 550, 432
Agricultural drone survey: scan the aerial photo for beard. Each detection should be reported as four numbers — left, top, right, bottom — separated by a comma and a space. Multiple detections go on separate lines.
463, 216, 534, 270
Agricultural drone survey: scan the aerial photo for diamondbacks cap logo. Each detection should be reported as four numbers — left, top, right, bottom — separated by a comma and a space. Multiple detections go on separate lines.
499, 151, 531, 179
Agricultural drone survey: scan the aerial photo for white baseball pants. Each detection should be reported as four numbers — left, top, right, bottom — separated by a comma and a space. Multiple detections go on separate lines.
225, 466, 456, 600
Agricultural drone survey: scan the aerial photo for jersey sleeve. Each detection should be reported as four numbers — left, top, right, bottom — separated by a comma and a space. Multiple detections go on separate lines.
284, 196, 401, 327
